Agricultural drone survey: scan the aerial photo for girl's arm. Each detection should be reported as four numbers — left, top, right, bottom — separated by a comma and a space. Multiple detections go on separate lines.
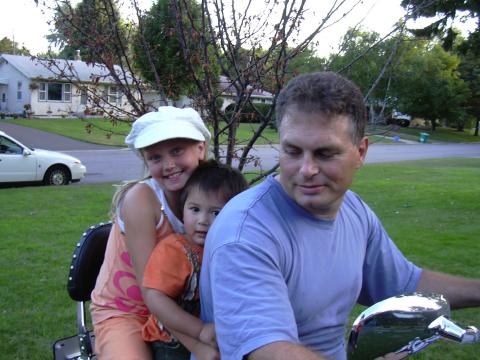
122, 184, 162, 292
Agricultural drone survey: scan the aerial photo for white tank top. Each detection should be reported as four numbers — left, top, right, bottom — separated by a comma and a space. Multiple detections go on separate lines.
116, 178, 185, 235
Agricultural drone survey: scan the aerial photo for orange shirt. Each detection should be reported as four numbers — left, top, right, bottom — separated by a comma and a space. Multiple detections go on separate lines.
142, 233, 203, 342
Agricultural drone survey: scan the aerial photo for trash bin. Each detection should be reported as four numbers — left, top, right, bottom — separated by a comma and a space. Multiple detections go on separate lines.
419, 132, 429, 143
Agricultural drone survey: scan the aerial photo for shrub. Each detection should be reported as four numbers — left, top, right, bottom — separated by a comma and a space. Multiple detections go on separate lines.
225, 102, 274, 124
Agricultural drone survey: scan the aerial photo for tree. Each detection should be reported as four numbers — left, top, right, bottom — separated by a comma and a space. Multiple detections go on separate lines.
326, 27, 416, 128
0, 37, 31, 56
456, 33, 480, 135
264, 46, 326, 92
401, 0, 479, 51
400, 1, 479, 134
391, 41, 469, 131
132, 0, 212, 99
47, 0, 130, 64
328, 28, 396, 118
169, 0, 375, 178
36, 0, 415, 181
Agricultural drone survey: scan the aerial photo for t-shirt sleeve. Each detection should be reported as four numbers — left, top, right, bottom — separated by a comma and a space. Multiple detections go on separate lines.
143, 236, 191, 299
208, 241, 299, 360
357, 204, 422, 306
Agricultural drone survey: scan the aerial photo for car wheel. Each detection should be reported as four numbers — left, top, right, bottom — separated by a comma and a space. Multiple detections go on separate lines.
44, 166, 71, 185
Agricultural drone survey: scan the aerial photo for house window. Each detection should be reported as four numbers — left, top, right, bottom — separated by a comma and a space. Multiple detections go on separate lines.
48, 83, 62, 101
80, 89, 88, 105
1, 93, 5, 102
17, 81, 22, 100
64, 83, 71, 101
108, 86, 122, 105
38, 82, 72, 102
39, 83, 46, 100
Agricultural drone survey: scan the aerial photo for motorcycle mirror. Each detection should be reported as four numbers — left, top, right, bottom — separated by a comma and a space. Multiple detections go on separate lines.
347, 293, 450, 360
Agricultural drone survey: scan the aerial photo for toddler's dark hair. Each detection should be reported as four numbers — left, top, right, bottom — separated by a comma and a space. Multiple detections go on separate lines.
180, 160, 248, 211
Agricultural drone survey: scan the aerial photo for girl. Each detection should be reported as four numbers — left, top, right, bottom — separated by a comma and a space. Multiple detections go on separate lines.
90, 107, 215, 359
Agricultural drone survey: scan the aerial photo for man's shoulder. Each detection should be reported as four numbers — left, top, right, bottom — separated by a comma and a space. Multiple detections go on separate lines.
207, 177, 282, 246
343, 189, 367, 209
223, 175, 279, 212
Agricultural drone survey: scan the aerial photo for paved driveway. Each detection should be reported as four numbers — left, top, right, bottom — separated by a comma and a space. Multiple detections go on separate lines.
0, 122, 119, 150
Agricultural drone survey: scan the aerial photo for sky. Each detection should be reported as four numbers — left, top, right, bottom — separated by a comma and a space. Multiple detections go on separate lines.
0, 0, 476, 57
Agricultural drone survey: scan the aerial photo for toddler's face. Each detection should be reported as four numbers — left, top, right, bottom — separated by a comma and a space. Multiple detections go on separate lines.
183, 187, 225, 246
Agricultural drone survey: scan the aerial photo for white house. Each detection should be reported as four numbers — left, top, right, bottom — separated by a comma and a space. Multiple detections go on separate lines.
0, 53, 133, 117
0, 54, 273, 118
218, 75, 273, 112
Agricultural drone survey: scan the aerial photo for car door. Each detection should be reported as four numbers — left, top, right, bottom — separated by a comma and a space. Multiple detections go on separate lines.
0, 135, 38, 182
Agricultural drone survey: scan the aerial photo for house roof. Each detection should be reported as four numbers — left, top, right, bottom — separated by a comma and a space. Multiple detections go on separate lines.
0, 54, 132, 84
218, 75, 273, 99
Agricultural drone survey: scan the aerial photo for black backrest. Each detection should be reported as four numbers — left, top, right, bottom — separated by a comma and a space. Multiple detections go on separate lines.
67, 222, 112, 302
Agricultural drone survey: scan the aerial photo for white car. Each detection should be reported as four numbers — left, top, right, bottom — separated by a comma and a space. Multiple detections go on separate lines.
0, 130, 87, 185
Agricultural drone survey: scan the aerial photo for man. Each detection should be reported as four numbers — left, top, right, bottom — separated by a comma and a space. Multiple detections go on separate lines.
199, 72, 480, 360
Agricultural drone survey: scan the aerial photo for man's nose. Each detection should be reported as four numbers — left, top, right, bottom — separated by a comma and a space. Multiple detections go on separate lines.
299, 155, 319, 177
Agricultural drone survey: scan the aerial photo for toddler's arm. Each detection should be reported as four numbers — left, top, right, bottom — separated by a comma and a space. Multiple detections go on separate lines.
144, 287, 217, 347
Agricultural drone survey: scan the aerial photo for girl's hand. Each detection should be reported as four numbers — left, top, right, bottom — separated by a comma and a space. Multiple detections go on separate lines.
199, 323, 217, 348
192, 341, 220, 360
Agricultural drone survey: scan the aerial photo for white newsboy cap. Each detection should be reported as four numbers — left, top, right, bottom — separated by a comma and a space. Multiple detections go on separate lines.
125, 107, 211, 152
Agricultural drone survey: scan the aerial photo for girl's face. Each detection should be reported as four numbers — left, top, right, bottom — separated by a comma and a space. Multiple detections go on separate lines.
143, 138, 206, 193
183, 186, 225, 246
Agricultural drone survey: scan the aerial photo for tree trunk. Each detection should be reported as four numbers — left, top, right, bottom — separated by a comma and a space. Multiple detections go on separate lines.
475, 118, 479, 136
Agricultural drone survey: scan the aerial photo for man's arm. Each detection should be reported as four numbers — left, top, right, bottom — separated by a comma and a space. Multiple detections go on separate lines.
248, 342, 325, 360
416, 270, 480, 309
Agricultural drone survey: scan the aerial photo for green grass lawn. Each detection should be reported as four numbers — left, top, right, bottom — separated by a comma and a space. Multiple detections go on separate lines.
5, 118, 131, 147
4, 118, 280, 146
367, 124, 480, 143
1, 158, 479, 359
5, 118, 479, 147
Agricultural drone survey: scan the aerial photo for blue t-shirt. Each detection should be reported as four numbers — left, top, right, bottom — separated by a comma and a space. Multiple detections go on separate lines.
199, 175, 422, 360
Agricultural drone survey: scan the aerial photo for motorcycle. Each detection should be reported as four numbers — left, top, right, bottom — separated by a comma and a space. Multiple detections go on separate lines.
53, 223, 479, 360
347, 292, 479, 359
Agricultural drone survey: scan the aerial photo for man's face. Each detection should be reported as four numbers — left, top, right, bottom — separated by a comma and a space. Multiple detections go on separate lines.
278, 107, 368, 219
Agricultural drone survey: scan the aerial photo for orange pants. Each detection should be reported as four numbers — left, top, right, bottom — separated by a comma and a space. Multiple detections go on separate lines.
94, 315, 152, 360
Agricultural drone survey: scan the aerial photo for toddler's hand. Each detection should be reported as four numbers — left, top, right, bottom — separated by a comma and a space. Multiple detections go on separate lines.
192, 341, 220, 360
199, 323, 217, 348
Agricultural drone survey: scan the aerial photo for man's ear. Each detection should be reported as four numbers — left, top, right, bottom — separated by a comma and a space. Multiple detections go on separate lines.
356, 136, 369, 169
